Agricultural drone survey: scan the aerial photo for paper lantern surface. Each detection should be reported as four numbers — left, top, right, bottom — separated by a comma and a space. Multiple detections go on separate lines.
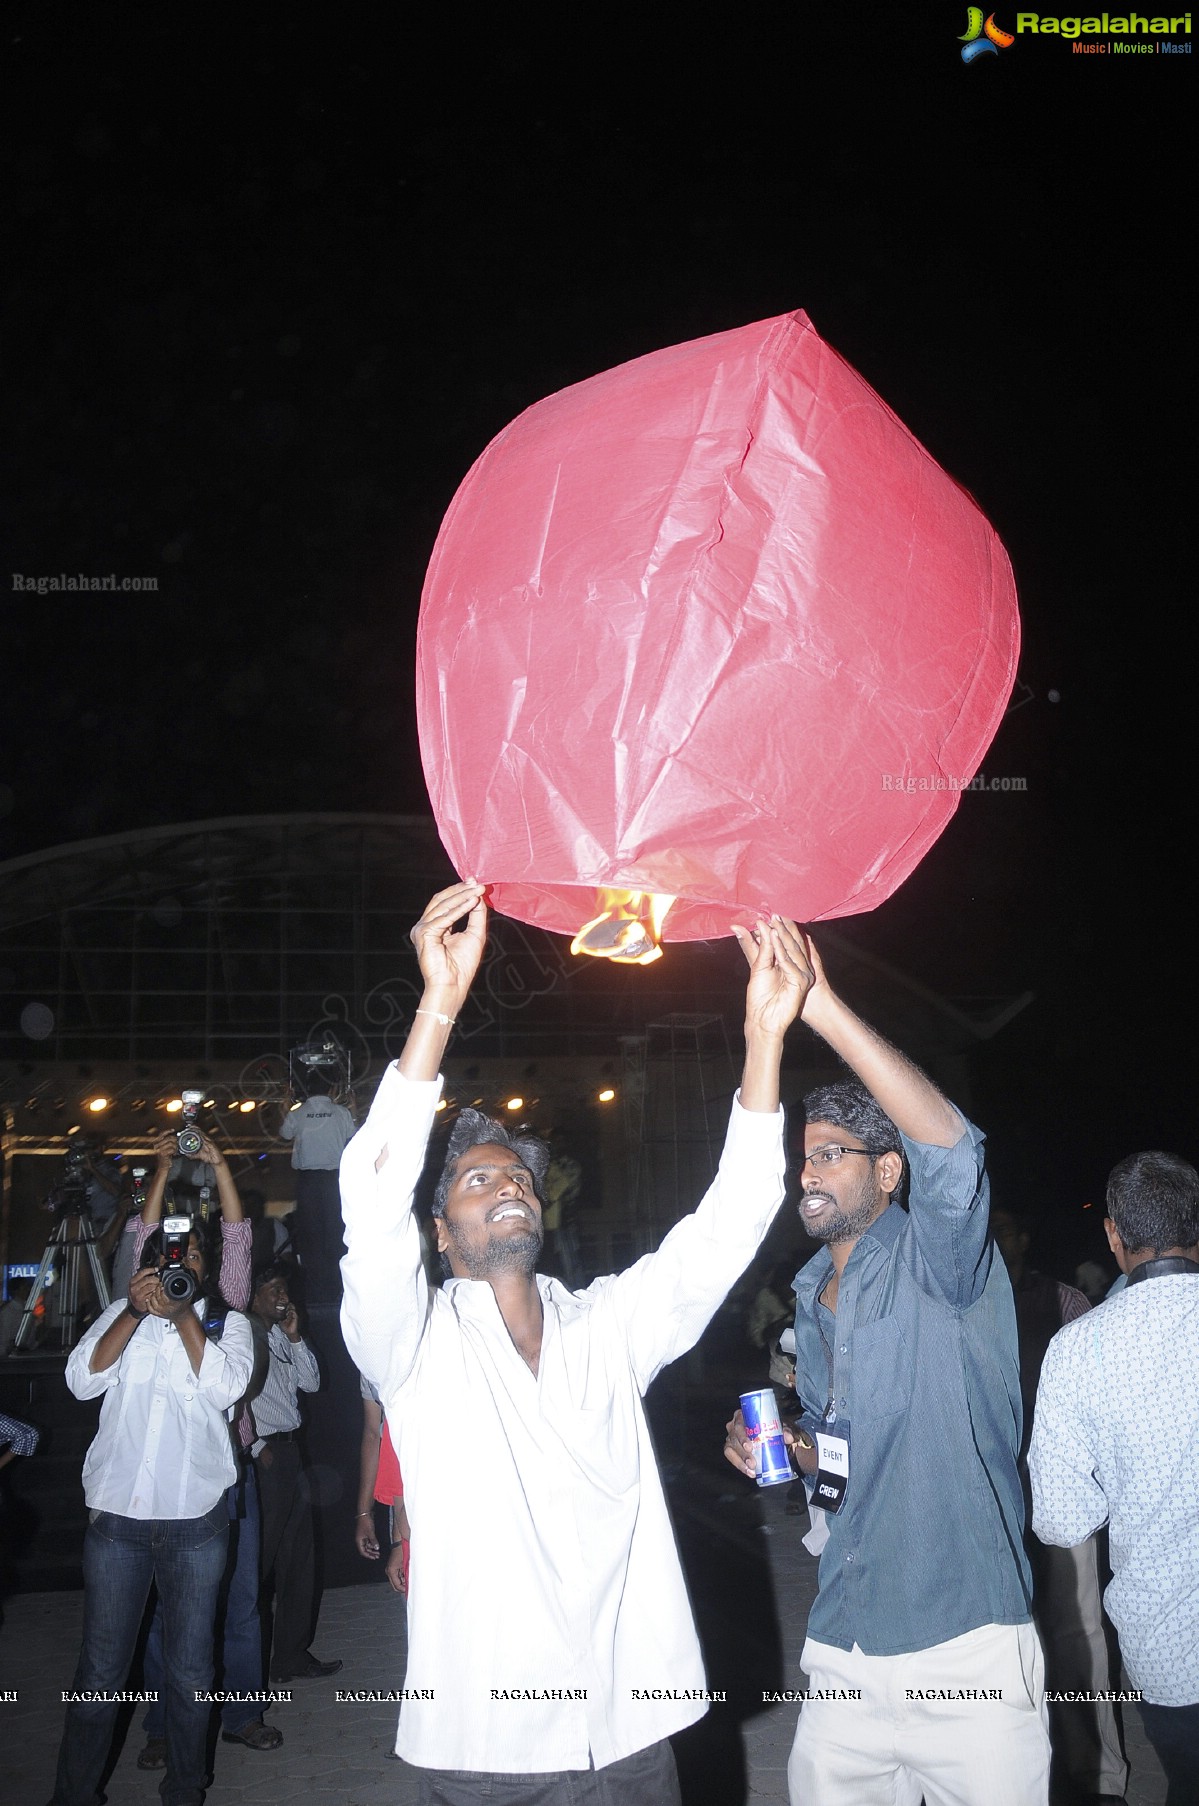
417, 310, 1019, 943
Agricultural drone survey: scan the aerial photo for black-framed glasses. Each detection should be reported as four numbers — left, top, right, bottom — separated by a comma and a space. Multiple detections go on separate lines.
798, 1143, 892, 1170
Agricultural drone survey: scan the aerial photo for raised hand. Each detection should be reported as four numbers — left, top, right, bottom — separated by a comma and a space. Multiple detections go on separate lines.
398, 882, 488, 1087
733, 916, 816, 1042
409, 880, 488, 1013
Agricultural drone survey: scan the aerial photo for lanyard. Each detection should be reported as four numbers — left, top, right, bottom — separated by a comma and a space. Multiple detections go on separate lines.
814, 1298, 837, 1425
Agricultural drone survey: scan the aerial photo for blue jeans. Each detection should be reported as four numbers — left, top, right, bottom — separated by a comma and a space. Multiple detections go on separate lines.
144, 1461, 265, 1737
53, 1499, 228, 1806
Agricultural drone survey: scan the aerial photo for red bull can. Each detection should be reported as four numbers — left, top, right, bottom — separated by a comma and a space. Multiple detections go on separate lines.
739, 1387, 793, 1487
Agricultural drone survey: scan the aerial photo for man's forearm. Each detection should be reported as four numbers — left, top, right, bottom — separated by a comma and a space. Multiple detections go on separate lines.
358, 1421, 382, 1514
739, 1027, 786, 1114
213, 1158, 245, 1221
804, 991, 962, 1147
175, 1308, 209, 1377
88, 1305, 141, 1374
144, 1167, 169, 1223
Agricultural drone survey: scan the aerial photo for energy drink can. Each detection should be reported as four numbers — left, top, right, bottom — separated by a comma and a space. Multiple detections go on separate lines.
739, 1388, 793, 1487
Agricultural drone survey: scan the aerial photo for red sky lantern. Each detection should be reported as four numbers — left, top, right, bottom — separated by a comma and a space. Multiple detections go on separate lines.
417, 311, 1019, 956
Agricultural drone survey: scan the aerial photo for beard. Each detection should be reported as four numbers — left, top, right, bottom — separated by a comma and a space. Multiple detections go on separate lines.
798, 1181, 882, 1246
442, 1218, 544, 1280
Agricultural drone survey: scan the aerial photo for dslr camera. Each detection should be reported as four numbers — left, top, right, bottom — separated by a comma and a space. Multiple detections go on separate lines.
175, 1089, 206, 1159
160, 1215, 199, 1304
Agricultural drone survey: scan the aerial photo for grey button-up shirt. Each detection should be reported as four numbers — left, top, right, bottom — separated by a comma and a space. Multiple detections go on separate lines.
792, 1118, 1032, 1655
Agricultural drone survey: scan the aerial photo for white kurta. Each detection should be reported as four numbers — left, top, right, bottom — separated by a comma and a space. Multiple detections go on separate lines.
340, 1064, 785, 1773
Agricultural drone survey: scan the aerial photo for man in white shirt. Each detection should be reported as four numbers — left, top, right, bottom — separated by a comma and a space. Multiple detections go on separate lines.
49, 1219, 253, 1806
340, 880, 808, 1804
1030, 1149, 1199, 1805
279, 1079, 356, 1303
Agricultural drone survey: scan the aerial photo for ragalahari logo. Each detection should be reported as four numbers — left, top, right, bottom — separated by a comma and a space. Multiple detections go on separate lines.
960, 8, 1016, 59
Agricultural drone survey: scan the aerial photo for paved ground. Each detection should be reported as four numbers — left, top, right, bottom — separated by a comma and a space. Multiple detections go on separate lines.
0, 1467, 1168, 1805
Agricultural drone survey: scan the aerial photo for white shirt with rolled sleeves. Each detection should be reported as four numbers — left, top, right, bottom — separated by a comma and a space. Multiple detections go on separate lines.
339, 1064, 785, 1774
66, 1301, 254, 1519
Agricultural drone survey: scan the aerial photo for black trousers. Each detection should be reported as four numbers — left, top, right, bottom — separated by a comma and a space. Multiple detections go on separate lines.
293, 1167, 344, 1303
1139, 1699, 1199, 1806
255, 1439, 316, 1677
414, 1738, 681, 1805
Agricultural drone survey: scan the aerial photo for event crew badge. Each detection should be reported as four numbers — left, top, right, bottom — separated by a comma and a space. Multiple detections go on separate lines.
812, 1421, 850, 1514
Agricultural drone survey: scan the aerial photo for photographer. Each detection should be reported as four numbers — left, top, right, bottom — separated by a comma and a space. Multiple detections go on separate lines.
49, 1218, 253, 1806
123, 1128, 284, 1764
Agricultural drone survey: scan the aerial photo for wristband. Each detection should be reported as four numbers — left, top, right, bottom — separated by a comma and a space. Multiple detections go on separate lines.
415, 1007, 456, 1026
355, 1510, 373, 1518
125, 1301, 149, 1322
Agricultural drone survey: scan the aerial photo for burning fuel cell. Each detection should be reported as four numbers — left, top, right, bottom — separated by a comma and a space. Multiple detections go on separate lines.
417, 311, 1019, 952
570, 892, 676, 966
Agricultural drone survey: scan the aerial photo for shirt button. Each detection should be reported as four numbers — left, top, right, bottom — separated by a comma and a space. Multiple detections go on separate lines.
839, 1345, 847, 1354
846, 1553, 855, 1563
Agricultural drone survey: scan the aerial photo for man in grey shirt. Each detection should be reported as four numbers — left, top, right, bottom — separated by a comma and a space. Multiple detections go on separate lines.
279, 1081, 355, 1304
726, 943, 1049, 1806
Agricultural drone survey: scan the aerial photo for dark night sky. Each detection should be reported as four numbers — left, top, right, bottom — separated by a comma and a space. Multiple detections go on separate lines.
1, 8, 1192, 1237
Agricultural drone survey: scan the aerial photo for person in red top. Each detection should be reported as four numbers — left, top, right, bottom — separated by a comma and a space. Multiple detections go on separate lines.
355, 1375, 411, 1594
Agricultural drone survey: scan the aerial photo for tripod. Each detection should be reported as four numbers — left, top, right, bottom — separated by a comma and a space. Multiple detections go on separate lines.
15, 1205, 112, 1352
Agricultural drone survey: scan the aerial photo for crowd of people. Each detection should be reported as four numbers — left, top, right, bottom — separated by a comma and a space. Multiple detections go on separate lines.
2, 882, 1194, 1806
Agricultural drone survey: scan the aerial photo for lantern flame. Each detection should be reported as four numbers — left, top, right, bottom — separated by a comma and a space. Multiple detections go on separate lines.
570, 890, 676, 966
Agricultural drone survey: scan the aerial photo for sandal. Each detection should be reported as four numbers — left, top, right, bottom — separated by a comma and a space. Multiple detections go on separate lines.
221, 1719, 284, 1751
137, 1738, 167, 1770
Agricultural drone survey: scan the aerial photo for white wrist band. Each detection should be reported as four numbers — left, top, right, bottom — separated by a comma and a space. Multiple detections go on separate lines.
415, 1008, 456, 1026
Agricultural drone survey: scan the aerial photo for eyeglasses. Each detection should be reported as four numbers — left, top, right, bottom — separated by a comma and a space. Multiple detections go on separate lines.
798, 1143, 891, 1170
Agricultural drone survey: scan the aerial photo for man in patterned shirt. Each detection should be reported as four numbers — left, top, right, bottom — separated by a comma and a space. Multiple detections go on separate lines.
1030, 1150, 1199, 1805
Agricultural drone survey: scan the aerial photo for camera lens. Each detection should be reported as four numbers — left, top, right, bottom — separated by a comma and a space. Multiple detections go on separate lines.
161, 1266, 197, 1304
176, 1126, 204, 1157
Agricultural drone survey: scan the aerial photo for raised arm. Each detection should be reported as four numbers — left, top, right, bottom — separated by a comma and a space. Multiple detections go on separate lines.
395, 881, 487, 1081
340, 881, 488, 1395
198, 1133, 245, 1221
605, 916, 806, 1388
192, 1132, 252, 1310
801, 941, 988, 1305
797, 943, 964, 1148
733, 915, 815, 1112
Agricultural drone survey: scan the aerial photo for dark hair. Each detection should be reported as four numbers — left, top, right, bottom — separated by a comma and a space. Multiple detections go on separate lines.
140, 1216, 218, 1277
802, 1079, 907, 1190
803, 1080, 902, 1151
252, 1259, 293, 1294
432, 1108, 550, 1220
1106, 1151, 1199, 1255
